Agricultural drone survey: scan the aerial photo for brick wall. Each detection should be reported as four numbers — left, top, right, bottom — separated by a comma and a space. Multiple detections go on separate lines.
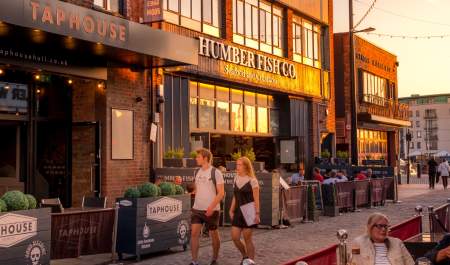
325, 0, 336, 134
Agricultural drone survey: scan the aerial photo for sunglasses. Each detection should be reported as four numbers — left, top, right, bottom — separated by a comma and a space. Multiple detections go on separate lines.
373, 224, 390, 230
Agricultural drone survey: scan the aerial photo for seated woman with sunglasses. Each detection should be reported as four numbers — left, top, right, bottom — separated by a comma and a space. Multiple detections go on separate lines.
350, 213, 414, 265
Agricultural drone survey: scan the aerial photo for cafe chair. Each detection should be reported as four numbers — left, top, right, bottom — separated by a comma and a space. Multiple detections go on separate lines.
82, 196, 107, 209
41, 198, 64, 213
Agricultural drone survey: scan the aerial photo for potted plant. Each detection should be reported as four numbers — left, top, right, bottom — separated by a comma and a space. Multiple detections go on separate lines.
163, 147, 185, 168
0, 191, 51, 265
335, 151, 349, 165
116, 182, 190, 260
226, 150, 242, 171
306, 185, 320, 222
319, 149, 331, 165
185, 151, 198, 168
244, 148, 265, 172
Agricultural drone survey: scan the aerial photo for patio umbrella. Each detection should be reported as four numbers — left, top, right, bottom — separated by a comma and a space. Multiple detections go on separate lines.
435, 150, 449, 157
408, 150, 422, 157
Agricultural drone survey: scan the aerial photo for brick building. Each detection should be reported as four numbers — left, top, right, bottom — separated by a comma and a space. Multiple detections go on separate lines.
148, 0, 336, 172
334, 33, 410, 166
0, 0, 196, 206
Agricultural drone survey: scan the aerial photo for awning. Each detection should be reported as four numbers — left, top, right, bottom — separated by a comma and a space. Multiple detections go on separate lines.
408, 151, 422, 157
0, 0, 198, 68
435, 150, 449, 157
358, 113, 411, 127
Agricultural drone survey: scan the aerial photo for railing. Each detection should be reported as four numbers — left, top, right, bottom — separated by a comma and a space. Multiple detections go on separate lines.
424, 113, 438, 119
360, 95, 409, 121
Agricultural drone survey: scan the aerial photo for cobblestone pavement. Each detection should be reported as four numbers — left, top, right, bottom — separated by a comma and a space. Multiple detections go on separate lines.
51, 184, 450, 265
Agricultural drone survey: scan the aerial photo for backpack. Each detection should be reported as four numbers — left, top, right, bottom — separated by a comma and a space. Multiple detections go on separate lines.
194, 167, 218, 194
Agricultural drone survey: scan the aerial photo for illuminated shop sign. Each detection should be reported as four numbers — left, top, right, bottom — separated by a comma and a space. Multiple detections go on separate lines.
199, 37, 297, 79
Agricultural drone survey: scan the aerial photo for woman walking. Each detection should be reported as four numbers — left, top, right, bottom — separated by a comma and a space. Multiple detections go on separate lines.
438, 159, 450, 189
229, 157, 260, 264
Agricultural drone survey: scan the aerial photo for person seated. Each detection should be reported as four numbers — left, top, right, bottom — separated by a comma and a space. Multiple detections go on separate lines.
356, 170, 367, 181
290, 168, 305, 185
323, 171, 339, 185
424, 234, 450, 264
350, 213, 414, 265
313, 167, 324, 183
336, 170, 349, 182
366, 168, 377, 179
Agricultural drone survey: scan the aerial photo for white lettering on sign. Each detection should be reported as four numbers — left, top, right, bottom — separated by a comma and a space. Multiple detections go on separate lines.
199, 37, 297, 79
0, 213, 38, 248
146, 197, 182, 222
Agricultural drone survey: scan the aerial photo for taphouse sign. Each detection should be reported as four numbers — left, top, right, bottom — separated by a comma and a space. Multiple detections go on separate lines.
0, 213, 38, 248
146, 197, 182, 222
199, 37, 297, 79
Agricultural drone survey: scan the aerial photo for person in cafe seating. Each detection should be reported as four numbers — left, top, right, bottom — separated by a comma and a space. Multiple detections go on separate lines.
323, 170, 339, 185
289, 167, 305, 185
336, 170, 349, 182
356, 170, 368, 181
366, 168, 375, 179
424, 234, 450, 264
350, 213, 414, 265
312, 167, 324, 183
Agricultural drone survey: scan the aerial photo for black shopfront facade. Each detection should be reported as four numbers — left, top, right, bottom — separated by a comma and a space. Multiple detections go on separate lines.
0, 0, 197, 206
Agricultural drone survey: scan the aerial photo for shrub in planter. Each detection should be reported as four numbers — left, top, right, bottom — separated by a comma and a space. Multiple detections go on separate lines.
0, 199, 6, 212
173, 148, 184, 159
243, 148, 256, 162
26, 194, 37, 209
124, 187, 141, 198
189, 151, 197, 159
157, 186, 162, 196
1, 190, 29, 211
230, 150, 242, 161
175, 185, 184, 195
138, 183, 158, 197
164, 149, 175, 159
160, 182, 176, 196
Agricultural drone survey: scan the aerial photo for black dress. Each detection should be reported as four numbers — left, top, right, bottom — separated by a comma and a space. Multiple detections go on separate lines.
232, 179, 257, 228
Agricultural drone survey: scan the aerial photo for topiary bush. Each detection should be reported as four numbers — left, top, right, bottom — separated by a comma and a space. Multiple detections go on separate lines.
159, 182, 176, 196
175, 185, 184, 195
0, 199, 7, 212
124, 187, 140, 198
25, 194, 37, 209
138, 182, 158, 198
157, 186, 162, 196
1, 190, 29, 211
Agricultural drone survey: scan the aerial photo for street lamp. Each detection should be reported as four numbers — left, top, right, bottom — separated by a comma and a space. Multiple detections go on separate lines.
406, 130, 412, 184
349, 0, 376, 165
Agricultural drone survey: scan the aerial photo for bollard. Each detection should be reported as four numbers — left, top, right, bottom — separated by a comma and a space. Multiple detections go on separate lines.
428, 206, 434, 235
415, 205, 423, 216
337, 229, 349, 265
109, 202, 122, 265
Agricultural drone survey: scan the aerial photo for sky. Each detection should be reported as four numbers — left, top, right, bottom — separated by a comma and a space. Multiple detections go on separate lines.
333, 0, 450, 97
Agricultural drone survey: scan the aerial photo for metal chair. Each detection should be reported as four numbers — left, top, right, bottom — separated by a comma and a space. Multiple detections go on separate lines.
41, 198, 64, 213
82, 196, 107, 209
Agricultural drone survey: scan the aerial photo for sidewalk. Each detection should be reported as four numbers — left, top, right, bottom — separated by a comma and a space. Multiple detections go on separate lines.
51, 184, 449, 265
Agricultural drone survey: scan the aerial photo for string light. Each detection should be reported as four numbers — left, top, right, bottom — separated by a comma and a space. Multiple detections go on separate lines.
67, 79, 73, 85
34, 74, 40, 80
353, 0, 377, 30
365, 32, 450, 39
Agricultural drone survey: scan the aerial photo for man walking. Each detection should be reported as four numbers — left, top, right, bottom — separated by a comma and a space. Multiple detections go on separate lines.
438, 159, 450, 190
428, 157, 438, 189
190, 148, 225, 265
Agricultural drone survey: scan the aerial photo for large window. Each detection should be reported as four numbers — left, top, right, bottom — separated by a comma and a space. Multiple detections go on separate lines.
292, 16, 321, 67
357, 129, 388, 162
163, 0, 220, 37
233, 0, 284, 56
361, 71, 388, 106
189, 82, 274, 134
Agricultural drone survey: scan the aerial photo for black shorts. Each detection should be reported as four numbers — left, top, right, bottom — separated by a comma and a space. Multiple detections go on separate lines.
191, 209, 220, 231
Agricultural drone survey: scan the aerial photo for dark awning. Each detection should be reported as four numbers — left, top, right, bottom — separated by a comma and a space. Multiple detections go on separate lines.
0, 0, 198, 68
358, 113, 411, 128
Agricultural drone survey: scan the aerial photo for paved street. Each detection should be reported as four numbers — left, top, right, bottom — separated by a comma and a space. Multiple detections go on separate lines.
52, 183, 450, 265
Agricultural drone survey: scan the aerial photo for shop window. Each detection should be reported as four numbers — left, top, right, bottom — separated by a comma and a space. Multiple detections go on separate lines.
270, 108, 279, 135
244, 91, 256, 105
231, 89, 243, 102
244, 105, 256, 132
257, 107, 268, 133
189, 97, 198, 129
94, 0, 120, 12
198, 99, 215, 129
361, 71, 388, 106
217, 101, 230, 130
417, 142, 421, 149
292, 21, 302, 62
231, 103, 244, 131
164, 0, 220, 37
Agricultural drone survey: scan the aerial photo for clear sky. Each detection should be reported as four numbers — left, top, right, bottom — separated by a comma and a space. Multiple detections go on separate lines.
333, 0, 450, 97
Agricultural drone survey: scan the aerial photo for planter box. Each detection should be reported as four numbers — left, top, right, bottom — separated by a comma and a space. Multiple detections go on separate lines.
323, 205, 339, 217
116, 194, 191, 260
163, 158, 184, 168
185, 158, 197, 168
0, 208, 51, 265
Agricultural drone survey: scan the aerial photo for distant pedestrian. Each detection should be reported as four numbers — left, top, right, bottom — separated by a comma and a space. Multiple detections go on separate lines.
428, 157, 438, 189
438, 159, 450, 190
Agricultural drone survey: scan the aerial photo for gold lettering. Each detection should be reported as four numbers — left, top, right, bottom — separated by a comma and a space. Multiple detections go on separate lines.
83, 15, 95, 33
272, 59, 280, 74
30, 1, 40, 21
41, 6, 54, 24
239, 49, 246, 66
256, 54, 264, 70
210, 41, 219, 59
97, 20, 107, 37
69, 14, 80, 30
119, 25, 126, 41
231, 47, 240, 64
198, 37, 209, 56
56, 8, 65, 26
281, 62, 289, 77
220, 45, 231, 61
247, 52, 255, 68
110, 23, 117, 39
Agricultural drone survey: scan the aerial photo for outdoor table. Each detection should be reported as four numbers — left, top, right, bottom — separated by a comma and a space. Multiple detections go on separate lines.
51, 207, 115, 259
404, 232, 444, 260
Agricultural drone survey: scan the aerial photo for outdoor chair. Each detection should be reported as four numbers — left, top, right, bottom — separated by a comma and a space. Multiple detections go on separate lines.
41, 198, 64, 213
81, 196, 107, 209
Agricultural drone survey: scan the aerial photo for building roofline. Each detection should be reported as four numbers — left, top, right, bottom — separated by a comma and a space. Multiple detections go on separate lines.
334, 32, 397, 58
399, 93, 450, 100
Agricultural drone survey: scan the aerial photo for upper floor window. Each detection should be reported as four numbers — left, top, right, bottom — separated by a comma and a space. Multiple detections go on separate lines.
233, 0, 284, 56
163, 0, 220, 37
416, 120, 420, 128
94, 0, 120, 12
416, 110, 420, 117
292, 15, 321, 68
361, 71, 387, 106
